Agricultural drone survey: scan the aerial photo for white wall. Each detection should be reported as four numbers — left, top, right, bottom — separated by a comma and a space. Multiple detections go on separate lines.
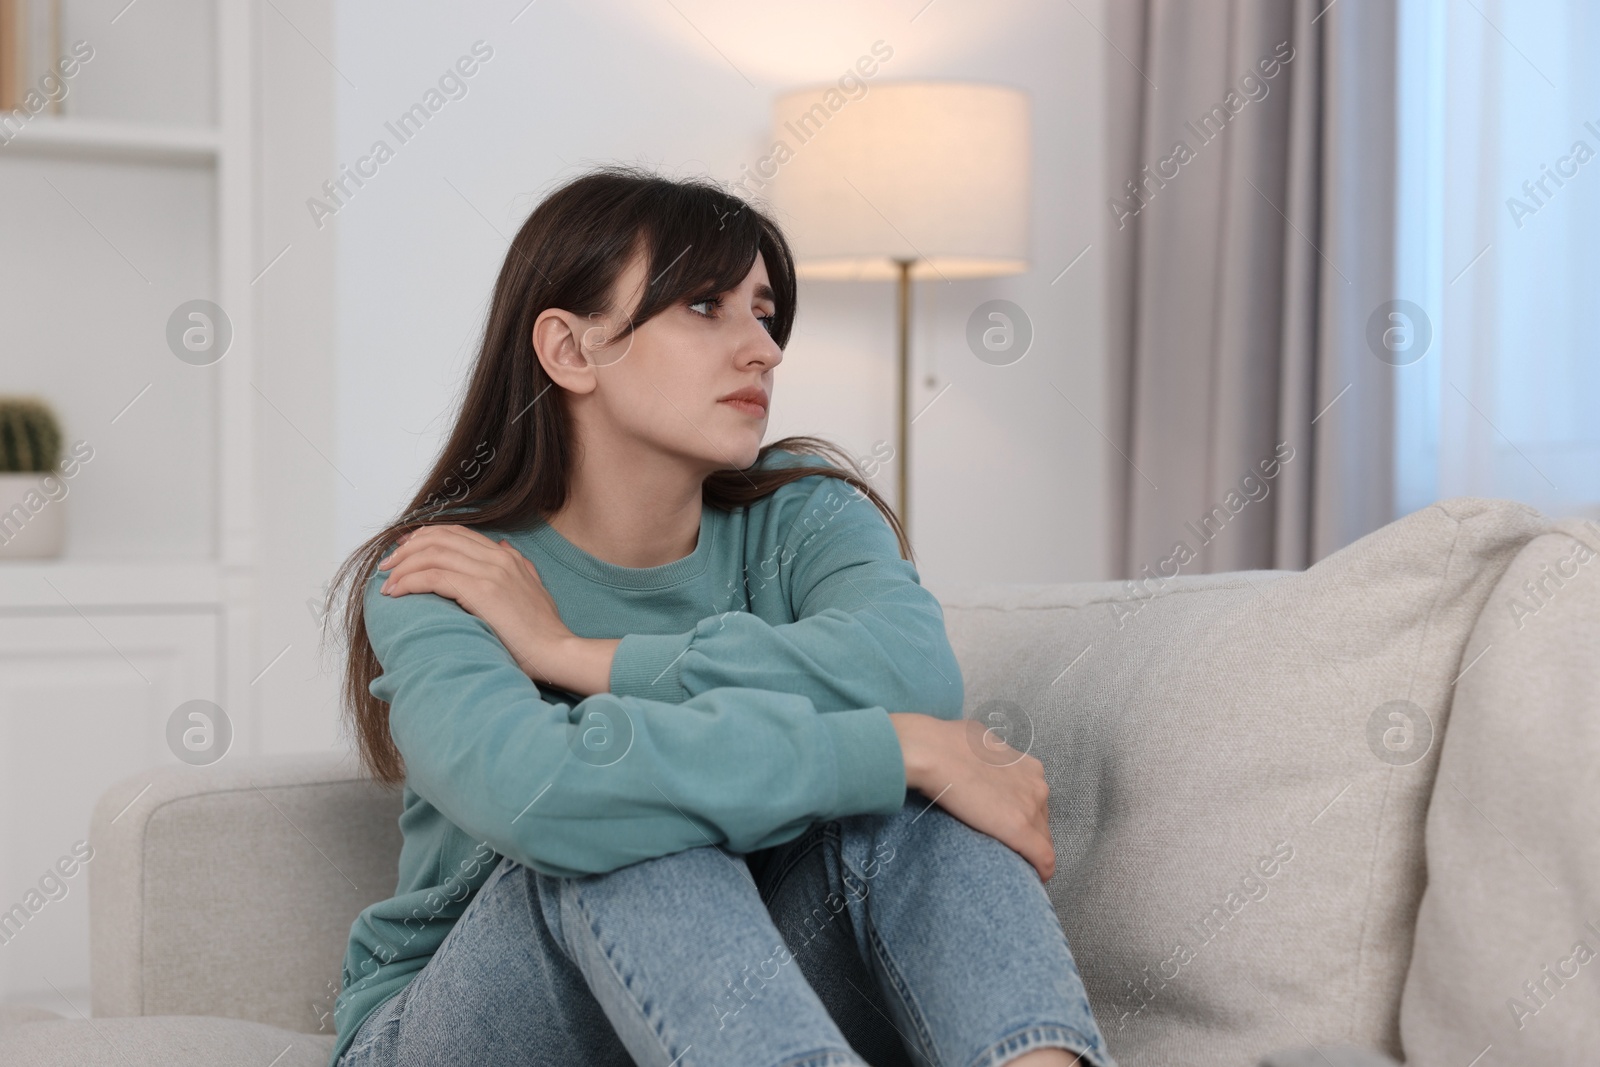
330, 0, 1111, 595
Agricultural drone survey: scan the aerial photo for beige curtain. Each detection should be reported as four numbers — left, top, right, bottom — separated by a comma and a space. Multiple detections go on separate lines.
1102, 0, 1403, 577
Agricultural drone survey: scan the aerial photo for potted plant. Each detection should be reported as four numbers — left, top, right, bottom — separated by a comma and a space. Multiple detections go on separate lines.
0, 396, 67, 559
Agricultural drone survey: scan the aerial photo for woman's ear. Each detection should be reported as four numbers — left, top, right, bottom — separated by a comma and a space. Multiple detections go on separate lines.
532, 308, 597, 396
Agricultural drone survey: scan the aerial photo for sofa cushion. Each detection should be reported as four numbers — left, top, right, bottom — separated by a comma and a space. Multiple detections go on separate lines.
1259, 1047, 1400, 1067
0, 1015, 334, 1067
934, 498, 1548, 1067
0, 1006, 64, 1026
1399, 516, 1600, 1065
89, 753, 404, 1034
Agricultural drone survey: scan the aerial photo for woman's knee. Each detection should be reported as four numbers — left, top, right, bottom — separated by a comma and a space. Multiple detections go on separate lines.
540, 843, 755, 934
838, 789, 1000, 882
849, 788, 951, 846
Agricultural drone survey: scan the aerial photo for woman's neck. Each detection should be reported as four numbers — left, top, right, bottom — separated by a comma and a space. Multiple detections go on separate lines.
546, 453, 705, 569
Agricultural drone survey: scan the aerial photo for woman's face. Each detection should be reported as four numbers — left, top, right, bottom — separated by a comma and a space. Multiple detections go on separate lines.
539, 247, 784, 475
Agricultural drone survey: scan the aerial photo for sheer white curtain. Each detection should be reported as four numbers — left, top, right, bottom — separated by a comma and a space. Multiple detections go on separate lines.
1397, 0, 1600, 522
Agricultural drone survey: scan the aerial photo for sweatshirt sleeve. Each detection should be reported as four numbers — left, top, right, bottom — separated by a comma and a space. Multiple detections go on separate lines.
609, 472, 965, 722
362, 569, 908, 878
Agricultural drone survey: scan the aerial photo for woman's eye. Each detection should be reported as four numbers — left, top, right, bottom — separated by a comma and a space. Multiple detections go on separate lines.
688, 296, 776, 334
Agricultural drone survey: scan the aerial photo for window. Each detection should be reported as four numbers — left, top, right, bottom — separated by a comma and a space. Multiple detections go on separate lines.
1396, 0, 1600, 522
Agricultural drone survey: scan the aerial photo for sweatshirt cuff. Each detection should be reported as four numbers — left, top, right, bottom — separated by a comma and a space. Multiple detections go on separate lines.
820, 707, 908, 817
609, 631, 694, 703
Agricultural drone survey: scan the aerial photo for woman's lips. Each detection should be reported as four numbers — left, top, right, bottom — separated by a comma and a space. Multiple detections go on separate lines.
720, 399, 767, 417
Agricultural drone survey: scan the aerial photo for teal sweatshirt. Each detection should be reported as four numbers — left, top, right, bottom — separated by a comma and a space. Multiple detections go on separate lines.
329, 449, 965, 1066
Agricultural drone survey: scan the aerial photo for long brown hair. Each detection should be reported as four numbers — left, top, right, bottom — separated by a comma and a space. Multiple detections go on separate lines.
325, 164, 912, 786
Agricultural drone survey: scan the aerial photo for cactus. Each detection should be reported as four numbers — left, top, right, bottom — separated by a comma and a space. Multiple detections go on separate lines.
0, 397, 63, 474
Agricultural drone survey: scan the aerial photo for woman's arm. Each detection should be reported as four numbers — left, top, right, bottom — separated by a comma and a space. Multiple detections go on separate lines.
364, 569, 909, 879
379, 473, 964, 719
606, 474, 965, 720
554, 636, 621, 697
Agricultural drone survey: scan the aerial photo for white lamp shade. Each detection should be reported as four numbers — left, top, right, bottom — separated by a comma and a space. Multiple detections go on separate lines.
766, 80, 1030, 281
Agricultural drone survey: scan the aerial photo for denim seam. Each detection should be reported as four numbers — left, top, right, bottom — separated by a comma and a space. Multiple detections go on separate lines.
836, 814, 942, 1064
762, 821, 837, 902
771, 1047, 869, 1067
565, 877, 689, 1066
966, 1022, 1107, 1067
862, 915, 942, 1065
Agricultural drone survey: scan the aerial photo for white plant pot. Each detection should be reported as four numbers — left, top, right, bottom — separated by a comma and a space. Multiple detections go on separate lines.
0, 471, 67, 560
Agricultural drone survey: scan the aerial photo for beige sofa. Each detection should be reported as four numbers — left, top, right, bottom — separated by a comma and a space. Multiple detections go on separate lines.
2, 497, 1595, 1066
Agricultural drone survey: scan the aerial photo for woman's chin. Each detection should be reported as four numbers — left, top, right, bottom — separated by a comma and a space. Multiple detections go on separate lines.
719, 436, 765, 471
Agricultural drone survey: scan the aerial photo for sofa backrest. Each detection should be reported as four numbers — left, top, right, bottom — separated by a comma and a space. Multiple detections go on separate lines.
933, 497, 1549, 1067
1399, 515, 1600, 1064
89, 753, 403, 1037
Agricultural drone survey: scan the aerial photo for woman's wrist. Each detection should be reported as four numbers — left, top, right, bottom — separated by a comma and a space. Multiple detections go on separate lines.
888, 712, 940, 791
545, 636, 620, 697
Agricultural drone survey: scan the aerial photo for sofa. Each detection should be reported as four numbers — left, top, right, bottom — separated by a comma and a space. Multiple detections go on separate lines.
2, 497, 1595, 1066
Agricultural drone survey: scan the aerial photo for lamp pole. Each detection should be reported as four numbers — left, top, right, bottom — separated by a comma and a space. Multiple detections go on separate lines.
895, 257, 915, 536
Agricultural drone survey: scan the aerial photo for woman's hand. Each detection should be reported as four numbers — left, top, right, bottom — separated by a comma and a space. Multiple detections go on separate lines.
888, 713, 1057, 882
377, 525, 582, 689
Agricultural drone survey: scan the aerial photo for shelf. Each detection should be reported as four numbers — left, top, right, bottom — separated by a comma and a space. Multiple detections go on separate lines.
0, 559, 224, 611
0, 116, 221, 166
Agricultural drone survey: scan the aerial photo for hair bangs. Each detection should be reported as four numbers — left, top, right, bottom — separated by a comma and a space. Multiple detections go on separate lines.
620, 180, 797, 349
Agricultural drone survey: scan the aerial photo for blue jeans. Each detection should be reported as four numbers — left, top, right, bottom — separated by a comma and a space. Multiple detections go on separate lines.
338, 788, 1115, 1067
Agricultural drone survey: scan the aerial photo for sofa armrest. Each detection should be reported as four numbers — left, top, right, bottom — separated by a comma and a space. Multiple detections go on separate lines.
88, 752, 403, 1036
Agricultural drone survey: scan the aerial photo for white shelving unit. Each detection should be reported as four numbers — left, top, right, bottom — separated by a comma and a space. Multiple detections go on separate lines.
0, 0, 257, 1017
0, 115, 222, 164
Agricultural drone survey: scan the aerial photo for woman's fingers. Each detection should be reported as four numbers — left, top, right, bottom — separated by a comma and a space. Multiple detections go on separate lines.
1028, 832, 1057, 882
381, 550, 507, 606
382, 543, 475, 587
379, 527, 522, 591
380, 524, 494, 567
920, 716, 1061, 882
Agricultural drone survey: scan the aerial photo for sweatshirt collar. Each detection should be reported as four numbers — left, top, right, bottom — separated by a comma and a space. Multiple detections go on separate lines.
524, 503, 716, 590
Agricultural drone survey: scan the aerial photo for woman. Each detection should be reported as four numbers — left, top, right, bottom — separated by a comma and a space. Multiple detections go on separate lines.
325, 165, 1114, 1067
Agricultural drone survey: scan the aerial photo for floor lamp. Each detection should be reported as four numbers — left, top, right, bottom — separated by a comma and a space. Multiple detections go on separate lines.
767, 81, 1031, 538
